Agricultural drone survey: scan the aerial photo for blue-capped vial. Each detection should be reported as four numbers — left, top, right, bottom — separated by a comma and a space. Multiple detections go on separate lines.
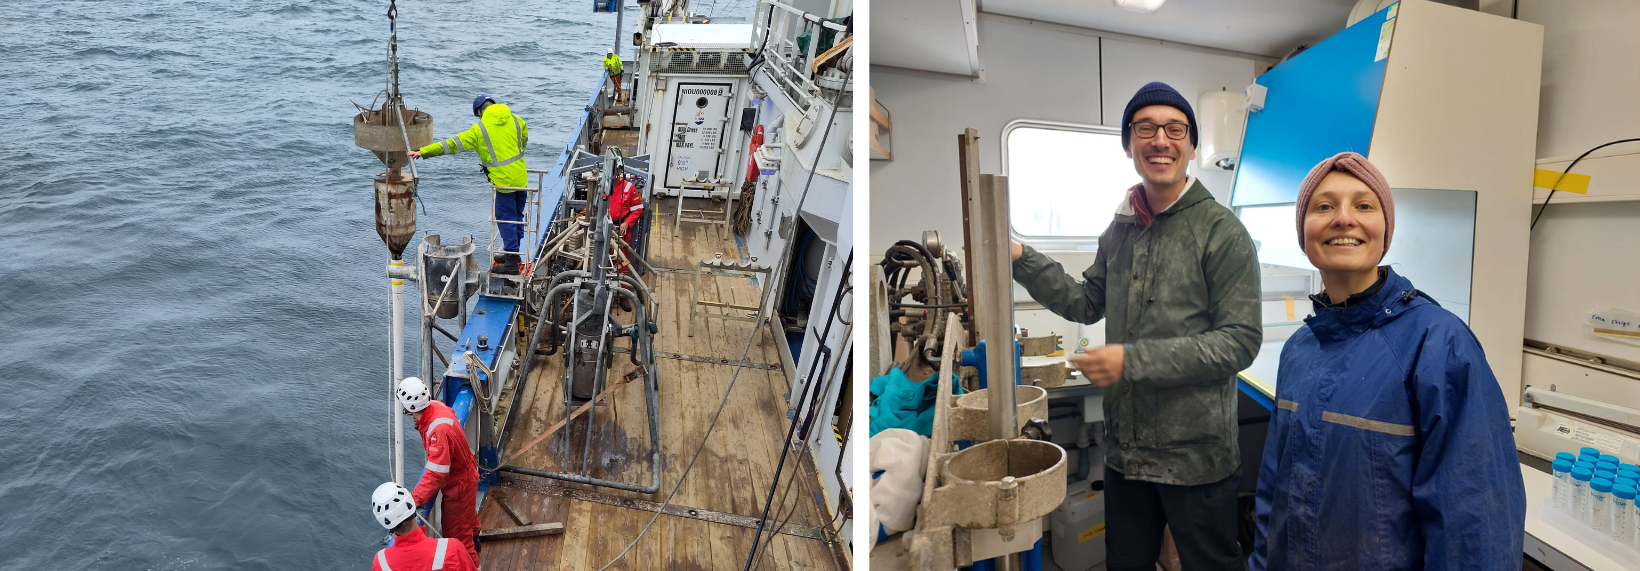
1612, 484, 1635, 546
1552, 459, 1574, 512
1591, 478, 1613, 533
1573, 467, 1595, 524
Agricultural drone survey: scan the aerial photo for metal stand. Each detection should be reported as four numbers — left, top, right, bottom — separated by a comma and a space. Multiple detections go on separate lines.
497, 149, 663, 495
873, 129, 1065, 570
688, 254, 772, 337
673, 182, 735, 238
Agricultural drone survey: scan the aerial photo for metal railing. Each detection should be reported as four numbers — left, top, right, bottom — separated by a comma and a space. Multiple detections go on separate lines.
752, 0, 850, 110
484, 169, 551, 299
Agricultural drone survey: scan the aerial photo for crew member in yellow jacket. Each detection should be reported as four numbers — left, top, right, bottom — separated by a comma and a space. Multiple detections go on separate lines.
603, 51, 624, 102
408, 94, 530, 274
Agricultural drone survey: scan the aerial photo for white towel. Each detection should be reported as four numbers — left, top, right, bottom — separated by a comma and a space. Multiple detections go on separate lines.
869, 428, 930, 546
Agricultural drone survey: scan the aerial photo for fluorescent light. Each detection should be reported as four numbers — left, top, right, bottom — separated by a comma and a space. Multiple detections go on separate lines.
1113, 0, 1167, 14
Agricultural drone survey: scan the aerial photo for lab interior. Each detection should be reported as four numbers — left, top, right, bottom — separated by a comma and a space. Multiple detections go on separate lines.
866, 1, 1640, 570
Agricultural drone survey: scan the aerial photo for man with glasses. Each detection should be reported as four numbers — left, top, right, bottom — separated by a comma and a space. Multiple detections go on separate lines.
1010, 82, 1262, 570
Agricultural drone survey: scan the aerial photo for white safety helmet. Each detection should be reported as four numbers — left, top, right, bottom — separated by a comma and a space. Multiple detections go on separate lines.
371, 482, 417, 529
396, 377, 431, 413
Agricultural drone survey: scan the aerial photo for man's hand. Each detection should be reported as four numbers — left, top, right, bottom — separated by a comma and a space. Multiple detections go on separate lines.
407, 150, 422, 158
618, 221, 631, 236
1067, 345, 1124, 387
1010, 240, 1024, 261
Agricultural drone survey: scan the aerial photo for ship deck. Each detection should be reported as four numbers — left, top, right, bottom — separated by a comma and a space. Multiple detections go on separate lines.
478, 198, 847, 570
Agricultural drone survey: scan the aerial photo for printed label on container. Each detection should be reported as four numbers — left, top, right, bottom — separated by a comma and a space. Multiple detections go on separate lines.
1079, 523, 1106, 544
1376, 20, 1396, 62
1570, 427, 1625, 455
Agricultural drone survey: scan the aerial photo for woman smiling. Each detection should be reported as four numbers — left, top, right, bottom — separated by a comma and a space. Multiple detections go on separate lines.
1249, 152, 1525, 570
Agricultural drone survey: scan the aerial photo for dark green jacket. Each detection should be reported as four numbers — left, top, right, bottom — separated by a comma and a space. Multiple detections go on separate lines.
1013, 179, 1262, 485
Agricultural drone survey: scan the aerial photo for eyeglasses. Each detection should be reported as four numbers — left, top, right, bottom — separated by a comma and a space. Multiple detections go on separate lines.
1129, 121, 1190, 141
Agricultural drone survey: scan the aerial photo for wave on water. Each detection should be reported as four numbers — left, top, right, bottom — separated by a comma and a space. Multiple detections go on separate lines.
0, 0, 674, 567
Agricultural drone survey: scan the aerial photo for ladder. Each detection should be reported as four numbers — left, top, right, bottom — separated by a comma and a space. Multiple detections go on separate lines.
484, 169, 550, 299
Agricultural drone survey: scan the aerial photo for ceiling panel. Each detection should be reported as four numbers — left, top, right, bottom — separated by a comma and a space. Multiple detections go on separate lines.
872, 0, 977, 75
982, 0, 1357, 58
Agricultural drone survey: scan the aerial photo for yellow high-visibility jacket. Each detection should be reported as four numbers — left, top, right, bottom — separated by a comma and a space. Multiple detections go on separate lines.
603, 53, 623, 76
418, 103, 529, 190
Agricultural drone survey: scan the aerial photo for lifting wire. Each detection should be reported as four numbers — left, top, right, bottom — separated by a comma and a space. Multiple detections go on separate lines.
381, 0, 426, 214
594, 65, 854, 571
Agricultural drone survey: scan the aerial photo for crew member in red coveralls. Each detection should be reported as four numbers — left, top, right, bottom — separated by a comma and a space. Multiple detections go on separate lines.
370, 481, 478, 571
396, 377, 481, 567
607, 172, 645, 312
609, 172, 645, 254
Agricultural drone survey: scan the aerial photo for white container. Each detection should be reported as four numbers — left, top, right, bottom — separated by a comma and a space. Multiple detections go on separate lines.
1050, 479, 1107, 571
1196, 89, 1248, 170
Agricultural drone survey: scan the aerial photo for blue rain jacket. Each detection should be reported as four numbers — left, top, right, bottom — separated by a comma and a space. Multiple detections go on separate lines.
1251, 267, 1524, 571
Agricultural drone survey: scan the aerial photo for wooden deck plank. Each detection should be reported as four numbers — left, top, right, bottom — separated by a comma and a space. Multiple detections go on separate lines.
482, 212, 842, 569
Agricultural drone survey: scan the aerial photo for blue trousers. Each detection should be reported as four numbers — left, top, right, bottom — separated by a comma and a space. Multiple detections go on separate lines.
494, 190, 527, 255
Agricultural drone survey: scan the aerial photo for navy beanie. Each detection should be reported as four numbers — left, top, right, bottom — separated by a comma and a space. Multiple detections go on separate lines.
1120, 82, 1197, 150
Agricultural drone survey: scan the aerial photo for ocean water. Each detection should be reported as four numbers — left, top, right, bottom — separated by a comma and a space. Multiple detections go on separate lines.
0, 0, 748, 567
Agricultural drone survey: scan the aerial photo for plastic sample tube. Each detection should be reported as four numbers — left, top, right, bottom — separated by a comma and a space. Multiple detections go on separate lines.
1552, 459, 1573, 512
1612, 484, 1634, 546
1591, 478, 1613, 533
1572, 468, 1594, 525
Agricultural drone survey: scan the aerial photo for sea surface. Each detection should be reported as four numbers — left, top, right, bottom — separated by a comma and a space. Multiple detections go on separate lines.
1, 0, 748, 567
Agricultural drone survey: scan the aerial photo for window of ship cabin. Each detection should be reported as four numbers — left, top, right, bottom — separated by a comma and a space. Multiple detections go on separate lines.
1004, 122, 1134, 245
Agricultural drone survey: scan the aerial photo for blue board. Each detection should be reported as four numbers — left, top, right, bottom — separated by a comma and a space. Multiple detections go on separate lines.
442, 295, 519, 404
1230, 3, 1396, 207
1238, 376, 1275, 412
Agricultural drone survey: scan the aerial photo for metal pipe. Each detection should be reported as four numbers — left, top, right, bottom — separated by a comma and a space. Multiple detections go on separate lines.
392, 257, 407, 484
498, 464, 660, 494
610, 287, 646, 366
456, 254, 470, 332
495, 281, 579, 463
971, 174, 1017, 440
578, 285, 617, 475
497, 282, 661, 494
613, 0, 625, 58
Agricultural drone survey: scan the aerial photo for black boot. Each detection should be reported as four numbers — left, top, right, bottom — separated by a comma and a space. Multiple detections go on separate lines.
492, 254, 521, 275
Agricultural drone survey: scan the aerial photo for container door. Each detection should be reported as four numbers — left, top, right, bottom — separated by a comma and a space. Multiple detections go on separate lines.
664, 82, 734, 189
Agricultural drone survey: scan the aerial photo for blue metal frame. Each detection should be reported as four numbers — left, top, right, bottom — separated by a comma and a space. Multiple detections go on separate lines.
1230, 3, 1396, 207
959, 339, 1022, 391
529, 85, 605, 257
1239, 376, 1275, 413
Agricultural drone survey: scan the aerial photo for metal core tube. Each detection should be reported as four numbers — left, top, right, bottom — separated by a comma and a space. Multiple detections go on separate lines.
391, 257, 406, 484
971, 174, 1017, 441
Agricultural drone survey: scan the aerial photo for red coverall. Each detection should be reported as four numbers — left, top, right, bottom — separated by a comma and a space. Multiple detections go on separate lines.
373, 526, 477, 571
609, 177, 645, 273
413, 400, 480, 566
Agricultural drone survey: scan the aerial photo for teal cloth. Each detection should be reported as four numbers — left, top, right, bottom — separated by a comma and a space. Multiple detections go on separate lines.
868, 368, 963, 437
